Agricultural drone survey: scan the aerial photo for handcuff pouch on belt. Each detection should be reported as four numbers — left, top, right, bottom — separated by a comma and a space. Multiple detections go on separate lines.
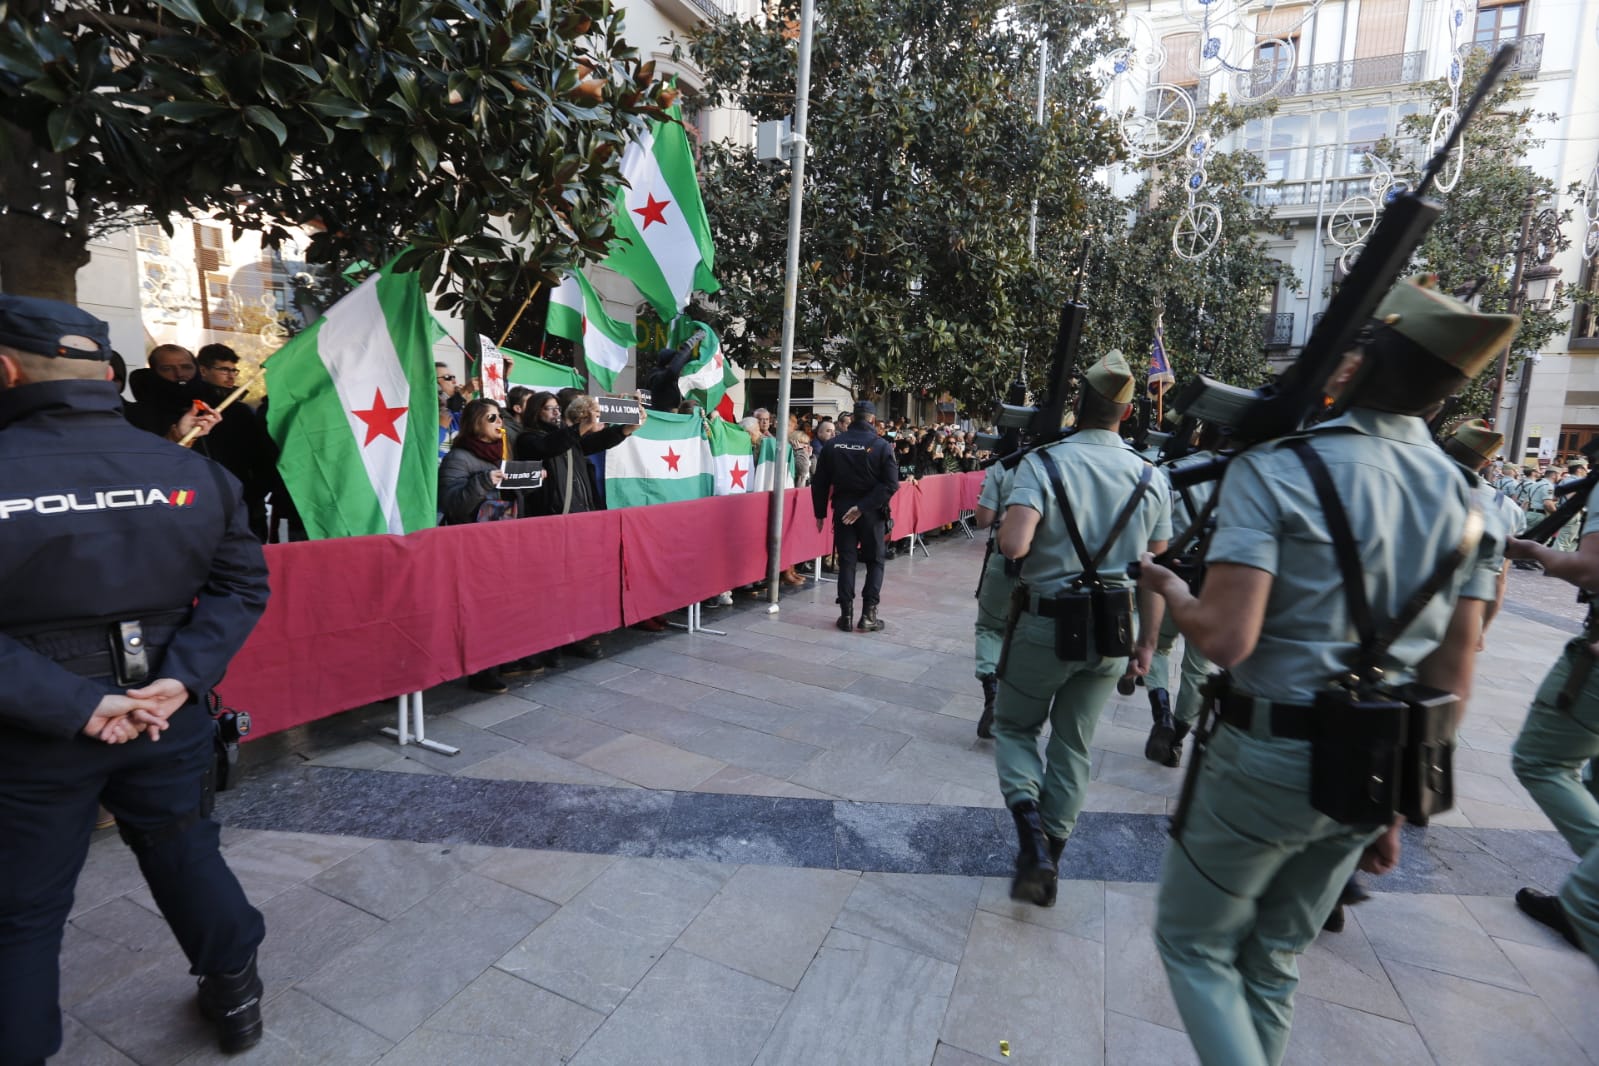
1288, 439, 1481, 827
1033, 450, 1152, 663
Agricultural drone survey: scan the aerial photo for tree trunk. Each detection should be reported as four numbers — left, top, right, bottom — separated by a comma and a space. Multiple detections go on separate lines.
0, 121, 91, 301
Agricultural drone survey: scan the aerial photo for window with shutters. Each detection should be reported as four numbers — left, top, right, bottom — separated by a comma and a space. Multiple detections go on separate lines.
1160, 32, 1200, 87
1574, 250, 1599, 350
1354, 0, 1409, 58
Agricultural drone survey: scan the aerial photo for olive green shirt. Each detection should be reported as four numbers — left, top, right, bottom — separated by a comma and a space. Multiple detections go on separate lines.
1206, 409, 1497, 704
1006, 429, 1173, 595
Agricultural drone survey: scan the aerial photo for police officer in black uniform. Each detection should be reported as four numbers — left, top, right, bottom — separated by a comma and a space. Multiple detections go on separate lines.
811, 400, 900, 632
0, 296, 270, 1064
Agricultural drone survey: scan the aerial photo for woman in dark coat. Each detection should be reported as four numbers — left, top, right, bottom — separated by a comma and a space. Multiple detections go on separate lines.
438, 399, 510, 524
512, 391, 637, 517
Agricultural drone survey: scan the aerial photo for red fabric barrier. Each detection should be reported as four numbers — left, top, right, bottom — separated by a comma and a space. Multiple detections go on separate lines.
222, 473, 978, 738
619, 493, 770, 625
959, 469, 985, 511
779, 487, 835, 568
217, 510, 624, 735
910, 475, 963, 534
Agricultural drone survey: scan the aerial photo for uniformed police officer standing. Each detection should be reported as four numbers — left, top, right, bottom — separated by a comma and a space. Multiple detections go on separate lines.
1136, 279, 1512, 1066
812, 400, 900, 632
972, 456, 1018, 739
995, 352, 1171, 906
1504, 505, 1599, 961
0, 296, 270, 1063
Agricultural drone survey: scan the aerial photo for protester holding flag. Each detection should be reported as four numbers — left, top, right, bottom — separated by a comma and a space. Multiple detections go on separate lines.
513, 391, 639, 518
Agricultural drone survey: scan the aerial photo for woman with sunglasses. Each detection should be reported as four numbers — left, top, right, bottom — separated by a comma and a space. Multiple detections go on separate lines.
438, 399, 512, 525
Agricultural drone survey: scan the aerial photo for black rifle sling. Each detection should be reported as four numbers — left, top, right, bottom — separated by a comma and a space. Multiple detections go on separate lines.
1035, 449, 1153, 584
1287, 438, 1482, 683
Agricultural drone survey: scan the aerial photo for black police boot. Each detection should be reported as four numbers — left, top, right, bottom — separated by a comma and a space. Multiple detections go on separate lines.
837, 601, 854, 632
1516, 887, 1583, 949
857, 604, 885, 632
1008, 800, 1058, 907
1144, 688, 1178, 765
197, 953, 264, 1053
976, 675, 997, 739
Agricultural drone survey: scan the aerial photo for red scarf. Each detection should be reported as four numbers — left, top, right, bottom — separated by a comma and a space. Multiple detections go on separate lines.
457, 434, 504, 465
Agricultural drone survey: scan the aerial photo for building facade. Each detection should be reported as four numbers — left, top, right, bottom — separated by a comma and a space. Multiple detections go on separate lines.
1111, 0, 1598, 462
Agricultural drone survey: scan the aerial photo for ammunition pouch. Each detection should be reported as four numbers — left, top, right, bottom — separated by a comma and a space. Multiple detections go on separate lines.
1220, 684, 1457, 827
1092, 585, 1136, 659
1031, 449, 1153, 663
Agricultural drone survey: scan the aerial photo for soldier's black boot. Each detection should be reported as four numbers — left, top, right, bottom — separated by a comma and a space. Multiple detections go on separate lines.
1008, 800, 1058, 907
1041, 835, 1068, 907
1323, 877, 1371, 934
1516, 887, 1582, 949
837, 601, 854, 632
197, 952, 264, 1053
976, 675, 997, 739
857, 604, 884, 632
1163, 720, 1191, 769
1144, 688, 1178, 765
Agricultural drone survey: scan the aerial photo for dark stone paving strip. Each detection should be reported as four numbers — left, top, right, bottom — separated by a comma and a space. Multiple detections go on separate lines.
214, 764, 1576, 894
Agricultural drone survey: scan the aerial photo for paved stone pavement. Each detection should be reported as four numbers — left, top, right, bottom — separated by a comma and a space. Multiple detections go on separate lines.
52, 532, 1599, 1065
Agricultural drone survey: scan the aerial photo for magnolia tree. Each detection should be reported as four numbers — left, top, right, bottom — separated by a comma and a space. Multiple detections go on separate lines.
687, 0, 1125, 410
0, 0, 669, 309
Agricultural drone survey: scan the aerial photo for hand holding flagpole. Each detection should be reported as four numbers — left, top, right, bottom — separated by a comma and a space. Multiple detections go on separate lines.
178, 357, 272, 447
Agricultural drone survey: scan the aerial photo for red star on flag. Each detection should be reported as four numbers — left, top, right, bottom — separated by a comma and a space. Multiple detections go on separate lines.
729, 463, 748, 489
662, 447, 682, 472
352, 388, 407, 446
633, 192, 671, 230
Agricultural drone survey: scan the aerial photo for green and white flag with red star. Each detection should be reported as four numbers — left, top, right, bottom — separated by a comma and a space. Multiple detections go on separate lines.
546, 271, 636, 391
671, 318, 739, 422
602, 103, 719, 321
707, 415, 754, 496
264, 264, 441, 539
604, 409, 713, 508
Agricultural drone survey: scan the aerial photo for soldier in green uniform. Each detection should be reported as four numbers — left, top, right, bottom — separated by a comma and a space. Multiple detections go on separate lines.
994, 351, 1171, 906
1554, 458, 1587, 553
1143, 427, 1223, 767
973, 459, 1017, 739
1137, 278, 1513, 1066
1444, 419, 1518, 634
1496, 463, 1522, 498
1505, 511, 1599, 962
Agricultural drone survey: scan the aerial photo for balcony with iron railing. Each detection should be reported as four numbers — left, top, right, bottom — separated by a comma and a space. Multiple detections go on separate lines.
1262, 312, 1295, 349
1202, 50, 1427, 105
1465, 34, 1544, 78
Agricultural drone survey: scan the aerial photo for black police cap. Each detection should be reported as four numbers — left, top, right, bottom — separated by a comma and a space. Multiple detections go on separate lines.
0, 294, 111, 361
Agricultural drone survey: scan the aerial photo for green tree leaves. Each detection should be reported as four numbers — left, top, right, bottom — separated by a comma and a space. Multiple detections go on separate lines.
688, 0, 1125, 408
0, 0, 669, 306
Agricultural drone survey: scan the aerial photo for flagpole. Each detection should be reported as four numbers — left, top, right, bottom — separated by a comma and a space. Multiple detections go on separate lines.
177, 354, 274, 448
765, 0, 816, 612
497, 281, 544, 348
